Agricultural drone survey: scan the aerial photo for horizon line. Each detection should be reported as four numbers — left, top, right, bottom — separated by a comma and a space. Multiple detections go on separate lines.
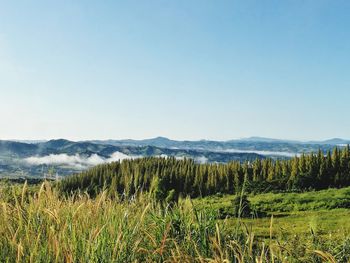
2, 136, 349, 143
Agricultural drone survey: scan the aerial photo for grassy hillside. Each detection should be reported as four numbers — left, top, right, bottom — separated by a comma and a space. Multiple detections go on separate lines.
194, 187, 350, 242
195, 187, 350, 213
0, 181, 349, 262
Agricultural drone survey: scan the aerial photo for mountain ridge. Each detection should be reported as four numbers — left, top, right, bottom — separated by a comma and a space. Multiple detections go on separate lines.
7, 136, 350, 146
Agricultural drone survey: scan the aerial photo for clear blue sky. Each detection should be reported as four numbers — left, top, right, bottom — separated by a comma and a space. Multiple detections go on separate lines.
0, 1, 349, 141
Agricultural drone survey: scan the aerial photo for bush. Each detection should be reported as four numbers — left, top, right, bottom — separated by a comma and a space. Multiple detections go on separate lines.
232, 194, 251, 218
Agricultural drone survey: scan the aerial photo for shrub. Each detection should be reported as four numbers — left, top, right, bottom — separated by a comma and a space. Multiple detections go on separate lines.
232, 194, 251, 218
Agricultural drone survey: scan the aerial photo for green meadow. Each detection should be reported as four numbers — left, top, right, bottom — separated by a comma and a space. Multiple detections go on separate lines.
195, 188, 350, 239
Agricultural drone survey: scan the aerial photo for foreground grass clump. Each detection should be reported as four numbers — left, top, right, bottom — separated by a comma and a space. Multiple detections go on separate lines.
0, 182, 349, 262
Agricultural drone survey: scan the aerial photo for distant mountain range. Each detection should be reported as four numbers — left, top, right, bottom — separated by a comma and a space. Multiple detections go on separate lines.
233, 137, 350, 145
0, 137, 348, 179
88, 136, 349, 152
12, 136, 350, 147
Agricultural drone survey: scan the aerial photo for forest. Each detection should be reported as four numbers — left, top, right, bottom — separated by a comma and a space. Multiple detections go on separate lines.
58, 145, 350, 199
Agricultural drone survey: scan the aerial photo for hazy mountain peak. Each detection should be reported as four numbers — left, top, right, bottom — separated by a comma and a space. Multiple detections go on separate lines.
43, 139, 73, 148
310, 138, 350, 145
152, 136, 171, 141
236, 137, 294, 143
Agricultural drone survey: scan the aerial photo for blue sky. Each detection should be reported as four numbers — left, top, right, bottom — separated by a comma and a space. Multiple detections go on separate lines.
0, 1, 349, 141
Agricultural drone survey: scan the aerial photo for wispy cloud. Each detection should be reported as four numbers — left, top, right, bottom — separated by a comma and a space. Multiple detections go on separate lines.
25, 152, 135, 169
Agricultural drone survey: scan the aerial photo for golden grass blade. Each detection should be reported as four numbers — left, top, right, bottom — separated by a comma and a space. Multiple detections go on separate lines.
314, 250, 337, 263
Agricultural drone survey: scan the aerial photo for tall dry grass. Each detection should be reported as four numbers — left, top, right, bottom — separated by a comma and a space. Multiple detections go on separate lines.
0, 182, 348, 262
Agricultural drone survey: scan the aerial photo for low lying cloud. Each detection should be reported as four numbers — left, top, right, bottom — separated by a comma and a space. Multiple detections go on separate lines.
24, 152, 211, 170
196, 156, 208, 164
25, 152, 135, 169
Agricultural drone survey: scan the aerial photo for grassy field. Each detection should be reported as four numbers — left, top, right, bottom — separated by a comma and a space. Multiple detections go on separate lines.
195, 187, 350, 238
194, 188, 350, 262
0, 181, 349, 262
194, 187, 350, 213
241, 209, 350, 238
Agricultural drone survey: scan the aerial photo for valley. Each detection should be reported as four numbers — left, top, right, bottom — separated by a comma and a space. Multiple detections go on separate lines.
0, 137, 343, 178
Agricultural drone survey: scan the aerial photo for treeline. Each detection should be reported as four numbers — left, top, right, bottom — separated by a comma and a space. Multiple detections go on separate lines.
58, 146, 350, 199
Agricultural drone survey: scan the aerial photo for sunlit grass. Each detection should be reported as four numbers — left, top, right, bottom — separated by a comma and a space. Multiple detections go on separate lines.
0, 182, 349, 262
